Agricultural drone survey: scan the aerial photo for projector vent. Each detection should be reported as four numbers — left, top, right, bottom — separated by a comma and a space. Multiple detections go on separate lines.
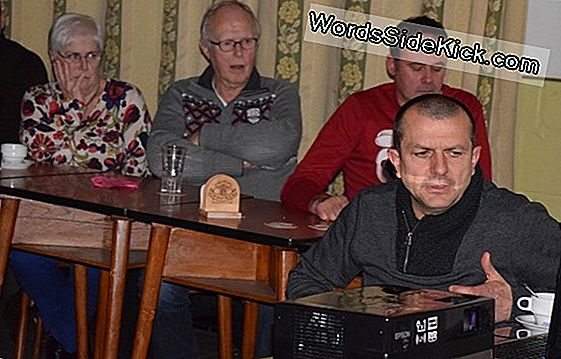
290, 309, 345, 359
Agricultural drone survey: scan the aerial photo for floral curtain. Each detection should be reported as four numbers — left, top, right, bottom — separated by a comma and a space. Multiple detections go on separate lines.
2, 0, 526, 187
275, 0, 304, 86
0, 0, 11, 37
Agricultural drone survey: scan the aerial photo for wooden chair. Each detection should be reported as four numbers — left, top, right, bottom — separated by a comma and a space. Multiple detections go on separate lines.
15, 291, 44, 359
13, 264, 92, 359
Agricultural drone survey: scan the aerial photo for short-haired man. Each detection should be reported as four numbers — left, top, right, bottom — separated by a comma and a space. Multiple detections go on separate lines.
0, 6, 48, 144
281, 16, 492, 222
146, 1, 302, 357
287, 94, 560, 323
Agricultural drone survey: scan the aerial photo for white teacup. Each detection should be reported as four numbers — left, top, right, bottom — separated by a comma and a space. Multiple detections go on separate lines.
517, 292, 555, 328
1, 143, 27, 164
1, 143, 27, 156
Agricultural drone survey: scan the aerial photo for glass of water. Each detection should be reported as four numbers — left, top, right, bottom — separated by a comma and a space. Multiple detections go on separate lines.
160, 145, 187, 194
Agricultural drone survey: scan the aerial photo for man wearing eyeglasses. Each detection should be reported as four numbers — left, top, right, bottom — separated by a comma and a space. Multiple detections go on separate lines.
146, 1, 302, 358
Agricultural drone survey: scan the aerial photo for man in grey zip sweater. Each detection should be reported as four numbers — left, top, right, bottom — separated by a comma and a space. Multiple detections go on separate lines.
146, 1, 302, 358
287, 94, 561, 323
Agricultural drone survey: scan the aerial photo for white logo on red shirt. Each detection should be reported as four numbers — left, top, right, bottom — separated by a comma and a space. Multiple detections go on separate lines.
374, 129, 393, 183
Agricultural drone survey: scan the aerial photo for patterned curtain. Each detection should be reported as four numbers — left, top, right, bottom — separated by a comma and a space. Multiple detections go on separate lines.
158, 0, 179, 97
423, 0, 444, 20
102, 0, 122, 78
274, 0, 304, 87
476, 0, 503, 126
53, 0, 65, 21
0, 0, 11, 37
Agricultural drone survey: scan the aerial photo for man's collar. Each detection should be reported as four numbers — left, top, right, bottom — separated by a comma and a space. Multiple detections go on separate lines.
197, 65, 261, 92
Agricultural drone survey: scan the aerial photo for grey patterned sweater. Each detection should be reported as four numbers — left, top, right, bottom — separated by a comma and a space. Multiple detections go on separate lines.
147, 67, 302, 201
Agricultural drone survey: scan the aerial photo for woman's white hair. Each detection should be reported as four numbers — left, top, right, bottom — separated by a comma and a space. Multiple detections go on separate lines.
49, 13, 104, 53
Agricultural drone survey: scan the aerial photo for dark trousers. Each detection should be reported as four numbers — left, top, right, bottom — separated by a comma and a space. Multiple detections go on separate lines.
149, 281, 275, 358
9, 250, 99, 353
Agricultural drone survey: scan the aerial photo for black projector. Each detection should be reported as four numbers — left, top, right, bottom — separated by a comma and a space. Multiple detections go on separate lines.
274, 286, 494, 359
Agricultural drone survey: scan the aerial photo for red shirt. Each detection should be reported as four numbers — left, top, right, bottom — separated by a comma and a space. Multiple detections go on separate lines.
281, 83, 492, 212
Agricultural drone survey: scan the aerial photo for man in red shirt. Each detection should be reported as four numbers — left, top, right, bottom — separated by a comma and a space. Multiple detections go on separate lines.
281, 15, 492, 221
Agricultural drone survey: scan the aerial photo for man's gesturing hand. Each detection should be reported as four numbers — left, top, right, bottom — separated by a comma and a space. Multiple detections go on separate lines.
449, 251, 513, 323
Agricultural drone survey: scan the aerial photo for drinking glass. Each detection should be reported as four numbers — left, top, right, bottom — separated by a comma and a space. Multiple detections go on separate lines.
160, 145, 187, 194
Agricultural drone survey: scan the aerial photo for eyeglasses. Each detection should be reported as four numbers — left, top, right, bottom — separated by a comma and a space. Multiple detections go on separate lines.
207, 37, 258, 52
57, 51, 102, 63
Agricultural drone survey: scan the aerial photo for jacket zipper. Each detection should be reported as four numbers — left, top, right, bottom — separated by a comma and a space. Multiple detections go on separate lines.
401, 210, 420, 274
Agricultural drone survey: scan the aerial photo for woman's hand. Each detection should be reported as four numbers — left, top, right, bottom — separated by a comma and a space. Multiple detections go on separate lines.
52, 56, 98, 104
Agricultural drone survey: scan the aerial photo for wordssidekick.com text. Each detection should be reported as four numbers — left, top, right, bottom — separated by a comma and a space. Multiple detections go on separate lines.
308, 9, 542, 77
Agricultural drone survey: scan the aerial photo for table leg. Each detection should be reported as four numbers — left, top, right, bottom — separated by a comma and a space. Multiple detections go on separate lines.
32, 316, 43, 359
131, 224, 171, 359
14, 291, 31, 359
94, 271, 109, 359
242, 300, 258, 359
275, 249, 299, 301
74, 264, 89, 359
103, 218, 132, 359
217, 295, 233, 359
0, 198, 20, 295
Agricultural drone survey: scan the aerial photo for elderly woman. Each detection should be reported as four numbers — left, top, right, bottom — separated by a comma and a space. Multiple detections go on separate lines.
20, 14, 150, 172
9, 13, 151, 357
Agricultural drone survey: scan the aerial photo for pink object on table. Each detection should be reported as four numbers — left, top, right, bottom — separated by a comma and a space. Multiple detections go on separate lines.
90, 175, 139, 190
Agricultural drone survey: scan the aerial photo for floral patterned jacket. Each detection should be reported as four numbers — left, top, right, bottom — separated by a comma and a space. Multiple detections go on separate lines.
20, 79, 151, 176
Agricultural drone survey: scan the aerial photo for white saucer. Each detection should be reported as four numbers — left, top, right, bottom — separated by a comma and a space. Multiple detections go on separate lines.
1, 159, 32, 170
515, 315, 549, 332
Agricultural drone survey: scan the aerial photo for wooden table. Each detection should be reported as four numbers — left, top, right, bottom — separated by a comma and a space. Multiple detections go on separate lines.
0, 164, 108, 293
0, 166, 162, 359
129, 197, 323, 359
0, 165, 323, 358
